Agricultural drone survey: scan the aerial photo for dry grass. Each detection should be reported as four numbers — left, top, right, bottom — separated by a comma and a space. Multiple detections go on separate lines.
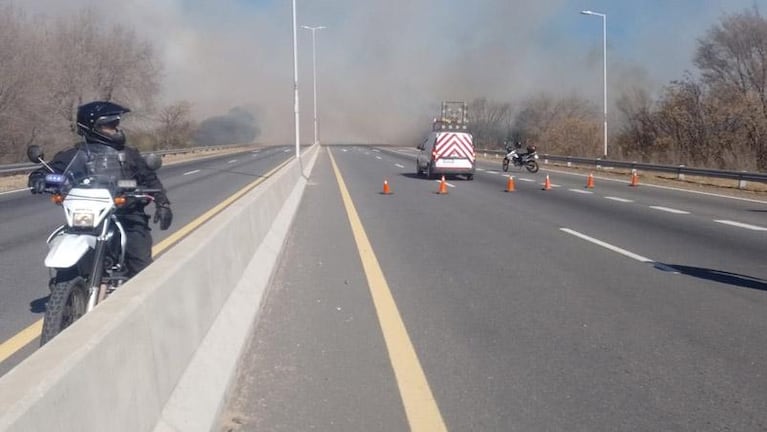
0, 146, 254, 193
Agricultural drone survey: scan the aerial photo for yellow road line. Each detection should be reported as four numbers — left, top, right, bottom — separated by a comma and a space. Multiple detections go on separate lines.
0, 157, 292, 365
327, 148, 447, 432
0, 320, 43, 364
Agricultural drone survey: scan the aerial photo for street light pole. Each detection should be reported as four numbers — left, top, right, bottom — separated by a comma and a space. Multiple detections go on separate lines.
292, 0, 300, 158
581, 10, 608, 159
302, 25, 326, 146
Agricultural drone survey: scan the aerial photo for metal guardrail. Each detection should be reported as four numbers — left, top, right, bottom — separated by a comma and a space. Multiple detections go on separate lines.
477, 149, 767, 188
0, 144, 249, 176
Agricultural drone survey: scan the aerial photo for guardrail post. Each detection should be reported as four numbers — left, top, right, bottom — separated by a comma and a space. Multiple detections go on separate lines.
677, 165, 685, 181
738, 173, 748, 190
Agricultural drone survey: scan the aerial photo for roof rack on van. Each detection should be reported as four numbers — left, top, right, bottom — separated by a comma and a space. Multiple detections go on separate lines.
432, 101, 469, 132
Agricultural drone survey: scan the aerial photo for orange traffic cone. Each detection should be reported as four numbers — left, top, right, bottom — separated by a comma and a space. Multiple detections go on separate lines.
382, 179, 392, 195
505, 176, 515, 192
543, 175, 552, 191
630, 171, 639, 187
437, 175, 448, 194
586, 172, 595, 189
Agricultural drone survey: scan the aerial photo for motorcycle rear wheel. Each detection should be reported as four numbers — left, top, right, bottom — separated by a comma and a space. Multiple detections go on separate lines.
525, 160, 540, 173
40, 273, 88, 346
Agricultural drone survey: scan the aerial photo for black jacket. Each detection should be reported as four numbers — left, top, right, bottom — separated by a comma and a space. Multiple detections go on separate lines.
30, 143, 170, 211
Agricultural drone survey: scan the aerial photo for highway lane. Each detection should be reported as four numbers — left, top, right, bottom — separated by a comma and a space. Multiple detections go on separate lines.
0, 145, 294, 375
221, 145, 767, 431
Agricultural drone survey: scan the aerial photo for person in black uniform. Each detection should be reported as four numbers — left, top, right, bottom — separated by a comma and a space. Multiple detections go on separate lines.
28, 101, 173, 277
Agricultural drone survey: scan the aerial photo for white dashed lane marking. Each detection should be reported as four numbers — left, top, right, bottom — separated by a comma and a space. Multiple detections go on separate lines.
714, 220, 767, 231
395, 164, 405, 168
183, 170, 200, 176
569, 189, 593, 194
560, 228, 679, 273
605, 196, 633, 203
650, 206, 690, 215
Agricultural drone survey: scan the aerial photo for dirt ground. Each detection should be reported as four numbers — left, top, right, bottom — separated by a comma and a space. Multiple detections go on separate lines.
0, 146, 254, 193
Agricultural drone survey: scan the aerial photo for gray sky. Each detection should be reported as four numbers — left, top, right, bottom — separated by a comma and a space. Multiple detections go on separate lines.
18, 0, 767, 144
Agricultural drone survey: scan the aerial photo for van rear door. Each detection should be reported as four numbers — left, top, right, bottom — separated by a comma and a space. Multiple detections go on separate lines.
433, 132, 474, 169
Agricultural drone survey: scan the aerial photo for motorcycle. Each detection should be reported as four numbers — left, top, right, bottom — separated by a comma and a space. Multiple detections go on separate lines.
27, 144, 162, 345
502, 145, 539, 173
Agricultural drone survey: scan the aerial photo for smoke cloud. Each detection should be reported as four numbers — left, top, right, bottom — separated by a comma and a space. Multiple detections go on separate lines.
193, 107, 260, 146
16, 0, 762, 144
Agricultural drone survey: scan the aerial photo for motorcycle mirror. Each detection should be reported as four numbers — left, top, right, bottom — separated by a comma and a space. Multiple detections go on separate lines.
27, 145, 44, 163
144, 153, 163, 171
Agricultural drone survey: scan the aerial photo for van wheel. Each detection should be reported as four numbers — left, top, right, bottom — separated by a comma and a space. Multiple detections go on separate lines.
427, 164, 434, 179
416, 163, 423, 176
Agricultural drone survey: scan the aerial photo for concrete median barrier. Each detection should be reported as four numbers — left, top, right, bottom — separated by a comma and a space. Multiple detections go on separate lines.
0, 144, 320, 432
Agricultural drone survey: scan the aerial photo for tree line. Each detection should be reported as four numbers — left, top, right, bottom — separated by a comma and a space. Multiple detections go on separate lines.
0, 6, 195, 163
468, 7, 767, 172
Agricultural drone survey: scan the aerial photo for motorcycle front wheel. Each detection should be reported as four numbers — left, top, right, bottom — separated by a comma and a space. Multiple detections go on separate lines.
502, 158, 510, 172
525, 160, 540, 173
40, 273, 88, 346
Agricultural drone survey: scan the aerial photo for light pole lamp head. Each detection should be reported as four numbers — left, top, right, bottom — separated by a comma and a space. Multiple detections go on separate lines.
580, 10, 606, 18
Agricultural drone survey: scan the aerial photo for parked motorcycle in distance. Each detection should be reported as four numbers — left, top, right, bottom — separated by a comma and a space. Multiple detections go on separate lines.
502, 144, 539, 173
27, 144, 162, 345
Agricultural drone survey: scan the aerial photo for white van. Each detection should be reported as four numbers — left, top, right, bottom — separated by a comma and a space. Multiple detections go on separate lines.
416, 131, 475, 180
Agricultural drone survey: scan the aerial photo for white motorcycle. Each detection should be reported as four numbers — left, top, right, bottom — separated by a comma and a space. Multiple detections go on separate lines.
502, 145, 540, 173
27, 144, 162, 345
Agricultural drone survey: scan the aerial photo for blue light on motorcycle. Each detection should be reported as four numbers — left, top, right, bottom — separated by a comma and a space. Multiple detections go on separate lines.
45, 174, 65, 184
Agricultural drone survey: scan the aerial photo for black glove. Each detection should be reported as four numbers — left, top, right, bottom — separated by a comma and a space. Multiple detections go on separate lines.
153, 205, 173, 230
28, 172, 46, 194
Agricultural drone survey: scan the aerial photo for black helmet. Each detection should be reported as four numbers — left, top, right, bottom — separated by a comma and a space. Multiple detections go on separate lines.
76, 101, 131, 149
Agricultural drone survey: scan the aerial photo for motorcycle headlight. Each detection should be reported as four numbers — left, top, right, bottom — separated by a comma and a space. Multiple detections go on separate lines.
73, 211, 96, 227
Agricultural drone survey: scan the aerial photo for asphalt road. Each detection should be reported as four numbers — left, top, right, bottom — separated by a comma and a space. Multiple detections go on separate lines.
0, 145, 294, 375
219, 145, 767, 431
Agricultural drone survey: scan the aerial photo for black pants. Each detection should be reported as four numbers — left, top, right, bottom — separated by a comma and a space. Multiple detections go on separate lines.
120, 214, 153, 277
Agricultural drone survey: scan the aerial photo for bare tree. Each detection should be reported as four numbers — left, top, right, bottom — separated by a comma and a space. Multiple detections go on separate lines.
616, 87, 658, 161
0, 5, 47, 162
157, 101, 195, 149
469, 98, 513, 149
42, 11, 161, 131
513, 94, 600, 156
92, 24, 161, 109
694, 6, 767, 169
0, 8, 163, 162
